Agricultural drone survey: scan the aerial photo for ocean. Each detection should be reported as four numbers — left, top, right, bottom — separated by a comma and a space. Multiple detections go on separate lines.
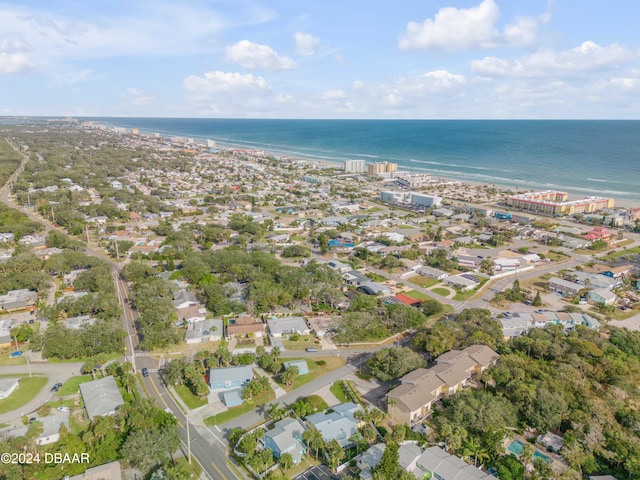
85, 118, 640, 204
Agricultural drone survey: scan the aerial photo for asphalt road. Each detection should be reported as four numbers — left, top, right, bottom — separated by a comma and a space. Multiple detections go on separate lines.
0, 362, 83, 424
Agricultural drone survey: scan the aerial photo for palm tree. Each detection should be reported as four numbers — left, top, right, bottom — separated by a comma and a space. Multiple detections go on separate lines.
462, 436, 489, 467
302, 428, 324, 459
521, 442, 535, 471
279, 452, 294, 471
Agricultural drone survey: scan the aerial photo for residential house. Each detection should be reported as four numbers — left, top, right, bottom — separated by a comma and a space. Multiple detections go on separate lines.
357, 282, 392, 296
177, 305, 207, 325
209, 365, 253, 390
548, 277, 582, 296
226, 314, 265, 338
173, 290, 198, 309
326, 260, 353, 274
588, 288, 618, 306
418, 266, 449, 280
267, 316, 311, 338
0, 412, 70, 446
184, 318, 223, 344
386, 345, 499, 425
306, 402, 362, 448
456, 255, 481, 269
357, 443, 386, 480
398, 443, 423, 472
263, 417, 307, 464
0, 289, 37, 311
283, 360, 309, 375
79, 376, 125, 421
68, 461, 122, 480
445, 274, 479, 291
410, 446, 493, 480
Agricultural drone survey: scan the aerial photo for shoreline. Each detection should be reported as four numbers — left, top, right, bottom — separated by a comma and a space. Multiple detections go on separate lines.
103, 122, 640, 210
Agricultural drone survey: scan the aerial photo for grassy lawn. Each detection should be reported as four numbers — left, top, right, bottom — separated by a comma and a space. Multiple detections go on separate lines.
402, 290, 427, 301
204, 389, 275, 425
57, 375, 93, 396
407, 277, 440, 289
46, 398, 77, 409
281, 357, 346, 392
174, 384, 208, 410
453, 279, 490, 302
432, 287, 451, 297
0, 355, 28, 367
282, 335, 320, 351
366, 272, 386, 283
304, 395, 329, 412
0, 375, 48, 414
330, 382, 350, 403
602, 245, 640, 260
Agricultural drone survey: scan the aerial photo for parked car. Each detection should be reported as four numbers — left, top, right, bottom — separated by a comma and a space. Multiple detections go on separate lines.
305, 347, 318, 352
9, 351, 23, 357
50, 382, 63, 392
29, 417, 36, 424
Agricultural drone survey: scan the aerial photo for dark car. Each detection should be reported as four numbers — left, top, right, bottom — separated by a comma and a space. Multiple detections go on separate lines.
142, 368, 149, 377
50, 382, 63, 392
29, 417, 36, 424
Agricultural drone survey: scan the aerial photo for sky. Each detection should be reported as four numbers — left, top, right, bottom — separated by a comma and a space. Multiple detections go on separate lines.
1, 0, 640, 119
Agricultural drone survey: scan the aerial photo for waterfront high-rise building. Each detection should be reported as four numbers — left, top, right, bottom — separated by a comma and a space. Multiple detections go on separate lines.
344, 159, 366, 173
506, 190, 615, 215
367, 161, 398, 176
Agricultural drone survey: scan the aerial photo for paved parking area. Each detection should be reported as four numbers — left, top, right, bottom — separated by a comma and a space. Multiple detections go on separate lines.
294, 464, 335, 480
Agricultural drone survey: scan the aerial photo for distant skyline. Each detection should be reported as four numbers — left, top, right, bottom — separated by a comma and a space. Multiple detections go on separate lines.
2, 0, 640, 119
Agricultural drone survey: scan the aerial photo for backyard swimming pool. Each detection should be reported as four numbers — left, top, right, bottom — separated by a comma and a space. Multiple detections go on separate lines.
506, 440, 551, 464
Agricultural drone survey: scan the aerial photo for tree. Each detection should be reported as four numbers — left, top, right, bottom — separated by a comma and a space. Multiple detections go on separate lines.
120, 426, 180, 474
280, 365, 299, 386
325, 439, 345, 472
520, 442, 535, 471
279, 452, 294, 471
374, 442, 398, 480
367, 347, 426, 382
302, 428, 324, 459
532, 291, 542, 307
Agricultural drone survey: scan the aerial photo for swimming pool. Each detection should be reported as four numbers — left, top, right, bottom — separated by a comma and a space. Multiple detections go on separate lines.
506, 440, 551, 464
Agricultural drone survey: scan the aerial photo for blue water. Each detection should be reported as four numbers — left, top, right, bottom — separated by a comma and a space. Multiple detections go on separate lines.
84, 118, 640, 203
507, 440, 551, 464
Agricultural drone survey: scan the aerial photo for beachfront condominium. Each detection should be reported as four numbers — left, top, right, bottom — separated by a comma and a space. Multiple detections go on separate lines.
506, 190, 615, 215
344, 159, 367, 173
411, 193, 442, 209
368, 161, 398, 177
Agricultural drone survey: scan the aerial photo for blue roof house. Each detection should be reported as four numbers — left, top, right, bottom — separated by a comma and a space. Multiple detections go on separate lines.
283, 360, 309, 375
263, 417, 307, 464
209, 365, 253, 390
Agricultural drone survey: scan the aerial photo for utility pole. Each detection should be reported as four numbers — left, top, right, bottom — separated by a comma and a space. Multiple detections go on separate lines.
187, 410, 191, 464
85, 224, 90, 247
51, 205, 55, 224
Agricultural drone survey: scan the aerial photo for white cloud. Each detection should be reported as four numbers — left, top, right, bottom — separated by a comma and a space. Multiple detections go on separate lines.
0, 1, 277, 67
351, 80, 365, 89
294, 32, 320, 56
124, 88, 156, 106
183, 71, 270, 98
399, 0, 500, 51
423, 70, 466, 87
399, 0, 550, 52
471, 41, 639, 78
225, 40, 297, 71
0, 52, 36, 74
320, 90, 346, 101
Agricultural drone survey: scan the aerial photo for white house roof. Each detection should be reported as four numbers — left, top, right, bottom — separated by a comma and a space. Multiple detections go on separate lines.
79, 376, 124, 421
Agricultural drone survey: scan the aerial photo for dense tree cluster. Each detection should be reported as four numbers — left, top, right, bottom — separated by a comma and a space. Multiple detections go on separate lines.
0, 395, 181, 479
413, 308, 503, 356
128, 274, 181, 349
334, 295, 438, 343
432, 323, 640, 479
367, 347, 427, 382
180, 249, 342, 314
